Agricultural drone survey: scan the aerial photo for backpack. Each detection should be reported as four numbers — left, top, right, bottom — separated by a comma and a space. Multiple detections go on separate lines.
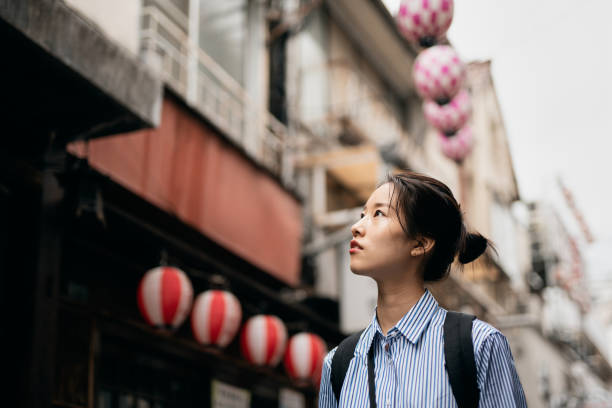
330, 311, 479, 408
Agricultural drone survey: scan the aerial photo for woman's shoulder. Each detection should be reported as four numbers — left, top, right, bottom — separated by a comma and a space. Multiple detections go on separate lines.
323, 346, 338, 368
470, 318, 514, 366
322, 327, 367, 368
436, 309, 503, 351
471, 318, 501, 347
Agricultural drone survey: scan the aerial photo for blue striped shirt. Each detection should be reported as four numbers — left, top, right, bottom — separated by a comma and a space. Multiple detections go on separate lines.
319, 289, 527, 407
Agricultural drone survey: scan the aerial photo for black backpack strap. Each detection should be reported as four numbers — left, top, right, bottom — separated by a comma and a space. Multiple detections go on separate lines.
330, 330, 363, 404
444, 311, 480, 408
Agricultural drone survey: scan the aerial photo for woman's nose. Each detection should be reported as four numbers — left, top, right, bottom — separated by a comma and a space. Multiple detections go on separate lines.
351, 218, 364, 237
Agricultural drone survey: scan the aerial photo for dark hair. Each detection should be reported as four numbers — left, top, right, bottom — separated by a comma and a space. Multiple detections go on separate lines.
385, 171, 491, 282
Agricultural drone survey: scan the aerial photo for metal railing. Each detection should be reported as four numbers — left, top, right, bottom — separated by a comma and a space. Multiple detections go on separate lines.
295, 60, 426, 172
140, 2, 289, 179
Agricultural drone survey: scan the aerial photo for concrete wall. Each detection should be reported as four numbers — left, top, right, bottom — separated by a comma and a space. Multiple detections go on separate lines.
468, 62, 519, 224
65, 0, 142, 56
506, 326, 573, 408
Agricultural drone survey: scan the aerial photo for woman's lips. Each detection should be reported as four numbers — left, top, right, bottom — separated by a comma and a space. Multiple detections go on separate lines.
350, 240, 363, 254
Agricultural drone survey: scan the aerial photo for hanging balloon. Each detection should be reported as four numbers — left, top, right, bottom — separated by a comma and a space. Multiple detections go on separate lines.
191, 290, 242, 348
424, 89, 471, 135
438, 125, 474, 163
413, 45, 465, 104
396, 0, 454, 47
137, 266, 194, 330
240, 315, 288, 366
284, 332, 327, 384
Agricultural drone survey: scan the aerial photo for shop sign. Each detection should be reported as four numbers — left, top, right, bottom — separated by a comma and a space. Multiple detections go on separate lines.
211, 380, 251, 408
279, 388, 305, 408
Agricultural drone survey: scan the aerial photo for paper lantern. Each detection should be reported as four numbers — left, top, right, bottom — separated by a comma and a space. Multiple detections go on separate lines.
438, 125, 473, 163
424, 89, 471, 135
240, 315, 287, 366
413, 45, 465, 104
284, 332, 327, 384
397, 0, 454, 47
191, 290, 242, 348
137, 266, 193, 330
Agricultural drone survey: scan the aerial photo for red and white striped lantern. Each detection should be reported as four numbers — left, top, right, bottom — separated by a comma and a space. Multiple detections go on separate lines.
137, 266, 193, 330
284, 332, 327, 384
240, 315, 288, 366
438, 125, 474, 163
191, 290, 242, 348
413, 45, 465, 104
397, 0, 454, 47
424, 89, 471, 135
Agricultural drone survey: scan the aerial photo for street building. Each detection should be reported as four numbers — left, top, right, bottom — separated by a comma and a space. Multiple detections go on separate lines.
3, 0, 611, 407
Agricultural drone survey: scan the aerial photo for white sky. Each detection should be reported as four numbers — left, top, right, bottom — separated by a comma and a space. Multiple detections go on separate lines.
384, 0, 612, 246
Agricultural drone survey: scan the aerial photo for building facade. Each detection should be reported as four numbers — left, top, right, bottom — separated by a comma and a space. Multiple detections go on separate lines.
526, 201, 612, 406
3, 0, 340, 407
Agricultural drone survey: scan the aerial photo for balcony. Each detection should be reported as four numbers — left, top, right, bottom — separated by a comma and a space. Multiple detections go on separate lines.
140, 1, 290, 182
298, 61, 411, 149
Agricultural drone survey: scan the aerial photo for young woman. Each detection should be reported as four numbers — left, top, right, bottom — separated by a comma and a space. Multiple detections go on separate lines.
318, 172, 526, 407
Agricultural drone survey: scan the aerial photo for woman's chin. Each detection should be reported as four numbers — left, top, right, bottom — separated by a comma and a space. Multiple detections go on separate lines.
349, 262, 370, 276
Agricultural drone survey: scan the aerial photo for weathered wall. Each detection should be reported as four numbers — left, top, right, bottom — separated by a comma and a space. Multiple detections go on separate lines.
505, 326, 573, 408
64, 0, 142, 56
0, 0, 161, 132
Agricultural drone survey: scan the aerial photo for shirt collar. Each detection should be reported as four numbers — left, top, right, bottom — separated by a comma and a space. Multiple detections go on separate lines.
356, 288, 439, 356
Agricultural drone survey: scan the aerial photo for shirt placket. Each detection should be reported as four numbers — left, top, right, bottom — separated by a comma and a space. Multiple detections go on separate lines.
381, 333, 398, 408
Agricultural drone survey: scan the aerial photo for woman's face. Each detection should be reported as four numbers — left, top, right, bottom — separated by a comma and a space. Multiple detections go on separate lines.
350, 183, 416, 279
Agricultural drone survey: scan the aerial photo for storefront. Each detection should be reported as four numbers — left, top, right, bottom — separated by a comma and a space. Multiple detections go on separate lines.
53, 167, 342, 407
1, 2, 342, 407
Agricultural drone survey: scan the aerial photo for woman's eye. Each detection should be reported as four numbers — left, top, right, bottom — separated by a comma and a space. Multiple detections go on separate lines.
374, 210, 384, 217
360, 213, 365, 219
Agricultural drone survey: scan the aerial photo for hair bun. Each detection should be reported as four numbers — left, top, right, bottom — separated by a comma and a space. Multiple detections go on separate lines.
458, 232, 489, 264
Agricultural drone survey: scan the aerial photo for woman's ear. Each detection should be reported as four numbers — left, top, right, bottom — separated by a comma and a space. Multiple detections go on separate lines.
410, 236, 435, 257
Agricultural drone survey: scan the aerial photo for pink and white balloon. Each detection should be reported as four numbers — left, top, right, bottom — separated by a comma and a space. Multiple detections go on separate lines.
438, 125, 474, 163
284, 333, 327, 384
191, 290, 242, 348
397, 0, 454, 47
424, 89, 471, 135
137, 266, 194, 330
413, 45, 465, 104
240, 315, 288, 366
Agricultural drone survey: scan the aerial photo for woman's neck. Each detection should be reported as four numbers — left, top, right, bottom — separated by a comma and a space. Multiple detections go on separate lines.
375, 278, 425, 336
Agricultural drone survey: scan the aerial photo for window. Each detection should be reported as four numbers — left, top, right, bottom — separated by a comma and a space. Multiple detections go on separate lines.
199, 1, 247, 85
